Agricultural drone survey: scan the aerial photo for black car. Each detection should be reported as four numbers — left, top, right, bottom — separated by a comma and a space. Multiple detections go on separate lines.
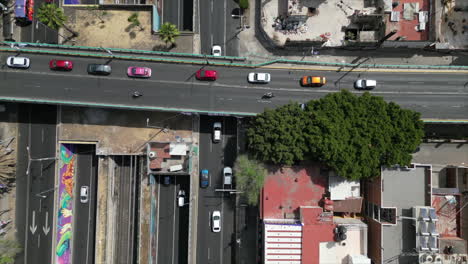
87, 64, 111, 75
163, 175, 171, 185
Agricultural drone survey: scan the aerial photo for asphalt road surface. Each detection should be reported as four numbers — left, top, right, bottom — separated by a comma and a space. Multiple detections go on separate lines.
163, 0, 193, 31
72, 144, 97, 264
0, 53, 467, 119
197, 116, 237, 264
113, 156, 140, 264
156, 175, 190, 264
16, 104, 56, 264
199, 0, 240, 56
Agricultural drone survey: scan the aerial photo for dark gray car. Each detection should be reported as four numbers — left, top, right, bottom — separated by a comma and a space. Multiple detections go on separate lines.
87, 64, 111, 75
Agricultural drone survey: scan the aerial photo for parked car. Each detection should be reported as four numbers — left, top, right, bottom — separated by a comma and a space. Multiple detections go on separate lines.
213, 122, 222, 143
354, 79, 377, 90
6, 56, 30, 68
300, 76, 326, 87
248, 73, 271, 84
177, 190, 186, 207
127, 66, 152, 78
212, 45, 222, 56
87, 64, 111, 75
163, 175, 171, 185
223, 167, 233, 186
196, 69, 217, 81
212, 211, 221, 232
49, 59, 73, 71
80, 186, 89, 203
200, 169, 210, 188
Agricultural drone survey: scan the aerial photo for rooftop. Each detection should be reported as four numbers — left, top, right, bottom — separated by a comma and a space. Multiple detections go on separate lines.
384, 0, 430, 41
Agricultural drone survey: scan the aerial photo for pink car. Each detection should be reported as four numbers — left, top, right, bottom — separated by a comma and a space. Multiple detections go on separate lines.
127, 66, 152, 78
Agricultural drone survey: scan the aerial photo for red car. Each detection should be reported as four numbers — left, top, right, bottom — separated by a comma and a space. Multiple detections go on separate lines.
49, 60, 73, 71
127, 66, 152, 78
196, 69, 217, 81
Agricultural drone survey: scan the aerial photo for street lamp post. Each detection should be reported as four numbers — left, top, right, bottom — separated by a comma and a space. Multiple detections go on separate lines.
26, 146, 57, 176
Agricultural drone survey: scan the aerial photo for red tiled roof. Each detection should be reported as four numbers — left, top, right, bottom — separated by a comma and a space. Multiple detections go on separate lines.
385, 0, 430, 41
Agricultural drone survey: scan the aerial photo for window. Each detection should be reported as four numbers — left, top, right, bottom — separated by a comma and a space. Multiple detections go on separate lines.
380, 207, 397, 225
373, 204, 380, 221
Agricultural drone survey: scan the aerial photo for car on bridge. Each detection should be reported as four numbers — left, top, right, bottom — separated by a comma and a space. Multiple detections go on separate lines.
49, 59, 73, 71
354, 79, 377, 90
300, 76, 326, 87
127, 66, 152, 78
196, 69, 217, 81
6, 56, 30, 68
87, 64, 111, 75
248, 72, 271, 84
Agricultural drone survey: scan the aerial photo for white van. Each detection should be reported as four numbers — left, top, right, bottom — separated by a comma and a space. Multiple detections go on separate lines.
223, 167, 233, 186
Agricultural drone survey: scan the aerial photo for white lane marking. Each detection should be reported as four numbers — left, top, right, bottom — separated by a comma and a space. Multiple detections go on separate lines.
30, 210, 37, 234
42, 211, 50, 236
223, 0, 227, 54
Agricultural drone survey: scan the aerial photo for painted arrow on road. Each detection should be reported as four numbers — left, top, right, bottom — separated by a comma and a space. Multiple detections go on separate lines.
42, 212, 50, 236
30, 211, 37, 234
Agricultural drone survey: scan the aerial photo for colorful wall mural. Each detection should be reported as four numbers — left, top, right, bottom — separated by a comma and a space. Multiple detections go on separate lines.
56, 144, 75, 264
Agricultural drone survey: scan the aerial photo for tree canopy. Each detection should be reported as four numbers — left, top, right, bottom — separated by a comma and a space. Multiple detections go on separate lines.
247, 90, 424, 180
37, 4, 67, 30
233, 155, 266, 206
159, 22, 180, 46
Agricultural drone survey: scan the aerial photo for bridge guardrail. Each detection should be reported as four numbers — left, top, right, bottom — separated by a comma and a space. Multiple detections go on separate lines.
1, 41, 247, 61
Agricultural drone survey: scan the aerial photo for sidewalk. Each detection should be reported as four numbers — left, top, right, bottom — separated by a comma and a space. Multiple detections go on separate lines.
239, 0, 468, 67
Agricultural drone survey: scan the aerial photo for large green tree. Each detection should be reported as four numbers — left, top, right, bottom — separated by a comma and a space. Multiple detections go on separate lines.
37, 3, 78, 36
159, 22, 180, 47
247, 103, 309, 165
233, 155, 266, 206
247, 90, 424, 180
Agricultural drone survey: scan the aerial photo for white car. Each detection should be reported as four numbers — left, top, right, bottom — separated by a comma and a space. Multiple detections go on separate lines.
212, 211, 221, 232
213, 122, 222, 143
212, 45, 222, 56
80, 186, 89, 203
177, 190, 186, 207
6, 56, 30, 68
248, 73, 271, 84
354, 79, 377, 90
223, 166, 233, 186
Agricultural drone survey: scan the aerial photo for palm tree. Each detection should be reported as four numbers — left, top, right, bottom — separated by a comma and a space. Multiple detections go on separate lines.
159, 22, 180, 48
0, 145, 15, 188
37, 3, 78, 37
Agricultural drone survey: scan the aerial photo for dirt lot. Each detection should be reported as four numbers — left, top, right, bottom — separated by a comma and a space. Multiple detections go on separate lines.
62, 8, 194, 52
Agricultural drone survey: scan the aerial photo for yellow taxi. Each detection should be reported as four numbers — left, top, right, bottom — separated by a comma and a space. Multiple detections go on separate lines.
300, 76, 326, 87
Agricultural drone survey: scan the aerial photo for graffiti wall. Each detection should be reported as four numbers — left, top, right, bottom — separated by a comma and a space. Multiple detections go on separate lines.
56, 144, 75, 264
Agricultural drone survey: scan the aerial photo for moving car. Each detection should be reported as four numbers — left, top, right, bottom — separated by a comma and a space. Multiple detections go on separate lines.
87, 64, 111, 75
354, 79, 377, 90
213, 122, 222, 143
6, 56, 30, 68
49, 59, 73, 71
163, 175, 171, 185
300, 76, 326, 87
200, 169, 210, 188
177, 190, 186, 207
212, 45, 222, 56
196, 69, 217, 81
80, 186, 89, 203
127, 66, 152, 78
248, 72, 271, 84
212, 211, 221, 232
223, 167, 233, 186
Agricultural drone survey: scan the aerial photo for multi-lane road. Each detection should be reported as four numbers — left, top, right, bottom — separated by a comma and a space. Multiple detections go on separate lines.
0, 53, 467, 119
197, 116, 237, 264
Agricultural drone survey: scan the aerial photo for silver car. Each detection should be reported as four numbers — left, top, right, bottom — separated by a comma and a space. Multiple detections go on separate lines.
354, 79, 377, 90
6, 56, 30, 68
87, 64, 112, 75
80, 186, 89, 203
